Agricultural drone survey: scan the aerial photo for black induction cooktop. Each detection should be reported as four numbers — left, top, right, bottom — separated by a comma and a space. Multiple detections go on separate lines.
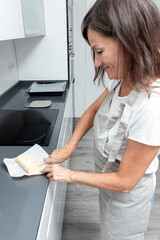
0, 109, 59, 146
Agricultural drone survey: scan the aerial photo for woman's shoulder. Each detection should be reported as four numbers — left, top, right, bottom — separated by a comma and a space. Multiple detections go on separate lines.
135, 79, 160, 106
128, 82, 160, 146
150, 79, 160, 96
132, 82, 160, 121
151, 79, 160, 86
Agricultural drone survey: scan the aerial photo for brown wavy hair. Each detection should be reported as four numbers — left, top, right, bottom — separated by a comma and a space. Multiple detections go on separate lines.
81, 0, 160, 91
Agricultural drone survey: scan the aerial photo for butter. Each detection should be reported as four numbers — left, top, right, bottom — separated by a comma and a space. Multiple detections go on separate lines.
16, 153, 41, 174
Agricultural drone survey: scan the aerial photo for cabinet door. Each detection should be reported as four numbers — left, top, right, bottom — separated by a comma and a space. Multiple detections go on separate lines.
0, 0, 45, 41
0, 0, 25, 41
21, 0, 45, 37
15, 0, 67, 81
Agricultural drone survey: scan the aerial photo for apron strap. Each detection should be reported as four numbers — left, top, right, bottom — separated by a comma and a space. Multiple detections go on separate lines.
102, 90, 139, 172
102, 81, 122, 130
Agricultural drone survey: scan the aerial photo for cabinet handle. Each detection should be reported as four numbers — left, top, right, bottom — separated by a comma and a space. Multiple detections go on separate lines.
70, 53, 75, 59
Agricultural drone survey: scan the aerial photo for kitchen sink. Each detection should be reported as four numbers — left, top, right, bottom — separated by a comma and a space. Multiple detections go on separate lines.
0, 109, 59, 146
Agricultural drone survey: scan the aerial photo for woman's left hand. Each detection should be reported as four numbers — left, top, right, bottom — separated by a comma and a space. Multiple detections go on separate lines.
40, 164, 74, 182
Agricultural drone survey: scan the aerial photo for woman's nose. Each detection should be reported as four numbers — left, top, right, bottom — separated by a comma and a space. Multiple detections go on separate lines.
94, 55, 102, 68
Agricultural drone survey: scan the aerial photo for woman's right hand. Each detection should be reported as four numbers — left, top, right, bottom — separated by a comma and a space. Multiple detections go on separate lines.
44, 143, 75, 164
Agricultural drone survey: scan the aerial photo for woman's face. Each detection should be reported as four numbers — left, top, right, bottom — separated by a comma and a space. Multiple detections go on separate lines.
87, 28, 125, 80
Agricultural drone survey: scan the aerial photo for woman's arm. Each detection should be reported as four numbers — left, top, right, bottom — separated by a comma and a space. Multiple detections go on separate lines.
70, 140, 159, 192
44, 88, 109, 163
67, 88, 109, 150
41, 139, 159, 192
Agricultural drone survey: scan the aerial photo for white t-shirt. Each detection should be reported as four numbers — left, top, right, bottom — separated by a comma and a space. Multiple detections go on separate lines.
107, 79, 160, 174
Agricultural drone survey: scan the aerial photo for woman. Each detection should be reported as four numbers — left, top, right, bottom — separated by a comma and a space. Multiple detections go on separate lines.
41, 0, 160, 239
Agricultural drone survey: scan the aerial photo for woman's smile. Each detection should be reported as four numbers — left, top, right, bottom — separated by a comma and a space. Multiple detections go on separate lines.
103, 66, 110, 70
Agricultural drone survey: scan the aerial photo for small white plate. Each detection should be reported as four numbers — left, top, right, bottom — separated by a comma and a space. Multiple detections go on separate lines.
28, 100, 52, 108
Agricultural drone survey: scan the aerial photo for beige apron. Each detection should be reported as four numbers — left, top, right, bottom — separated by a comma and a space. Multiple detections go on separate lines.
93, 82, 154, 239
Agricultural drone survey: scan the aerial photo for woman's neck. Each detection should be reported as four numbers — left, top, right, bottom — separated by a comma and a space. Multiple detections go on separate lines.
118, 80, 132, 97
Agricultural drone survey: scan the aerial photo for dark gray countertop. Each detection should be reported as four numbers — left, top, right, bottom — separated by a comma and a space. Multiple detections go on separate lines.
0, 81, 68, 240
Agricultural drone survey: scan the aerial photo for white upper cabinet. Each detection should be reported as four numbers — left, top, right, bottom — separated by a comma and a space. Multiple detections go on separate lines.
0, 0, 24, 40
15, 0, 68, 81
0, 0, 45, 41
21, 0, 45, 37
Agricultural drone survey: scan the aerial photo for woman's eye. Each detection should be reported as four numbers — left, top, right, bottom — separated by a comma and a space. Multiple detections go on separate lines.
96, 49, 103, 55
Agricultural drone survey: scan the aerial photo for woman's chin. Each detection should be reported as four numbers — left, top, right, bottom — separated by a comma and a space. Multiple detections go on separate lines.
107, 74, 122, 80
107, 75, 117, 80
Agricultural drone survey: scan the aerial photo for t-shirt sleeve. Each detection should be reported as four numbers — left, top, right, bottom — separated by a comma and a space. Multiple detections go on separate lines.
128, 96, 160, 146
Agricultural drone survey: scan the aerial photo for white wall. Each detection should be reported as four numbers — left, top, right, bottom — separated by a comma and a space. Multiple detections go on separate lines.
73, 0, 87, 117
0, 40, 19, 96
73, 0, 108, 117
152, 0, 160, 10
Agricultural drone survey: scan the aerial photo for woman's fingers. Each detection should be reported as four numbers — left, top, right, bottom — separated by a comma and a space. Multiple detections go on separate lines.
43, 152, 63, 164
43, 145, 74, 164
41, 165, 55, 180
40, 164, 74, 182
40, 164, 53, 174
47, 172, 54, 179
43, 151, 62, 163
44, 156, 55, 163
41, 165, 56, 180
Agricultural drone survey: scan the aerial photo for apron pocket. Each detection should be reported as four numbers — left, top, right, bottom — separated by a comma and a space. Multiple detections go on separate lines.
103, 174, 154, 237
103, 134, 116, 155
